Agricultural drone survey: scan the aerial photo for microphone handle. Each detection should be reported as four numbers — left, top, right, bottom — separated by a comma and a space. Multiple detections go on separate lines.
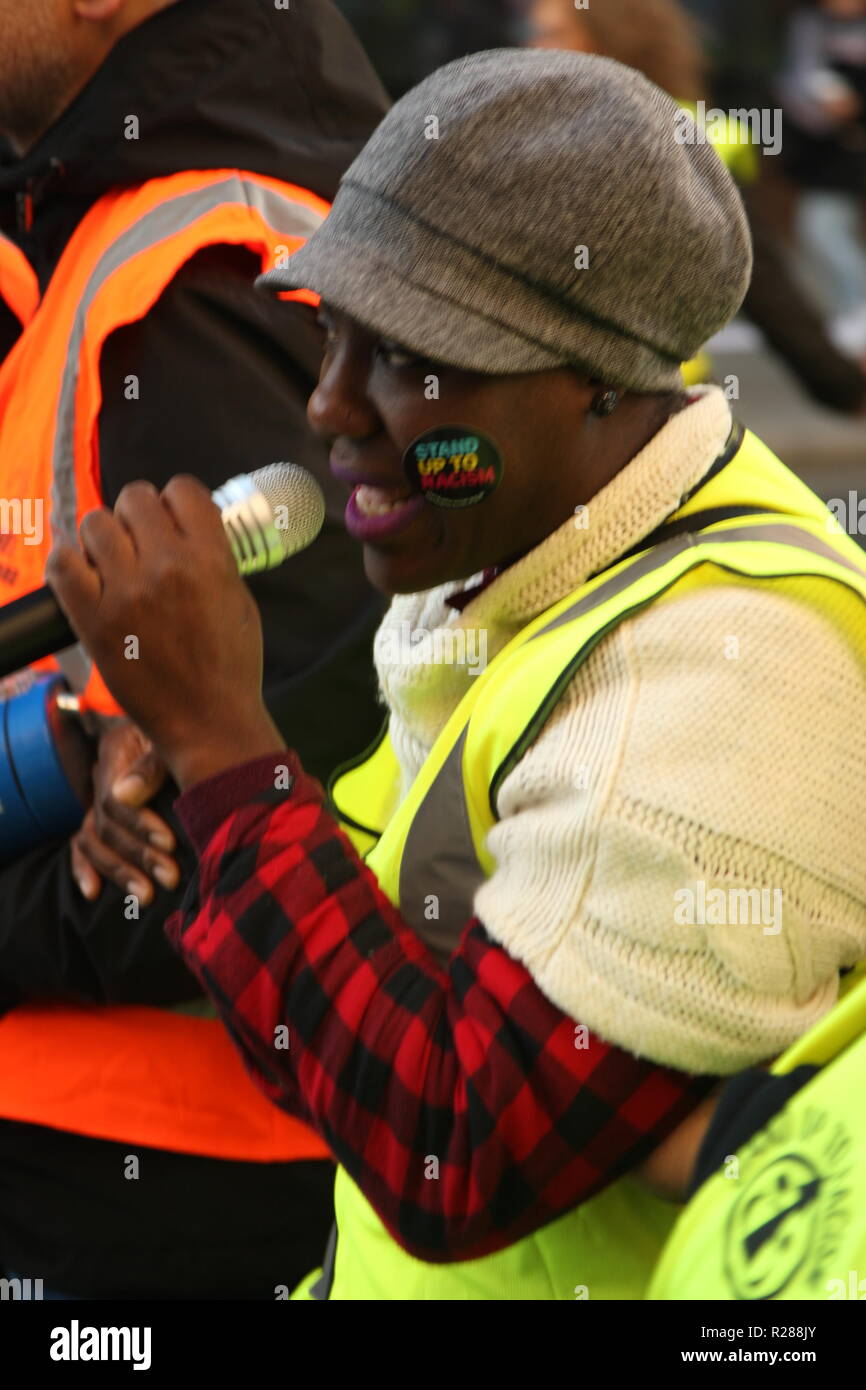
0, 465, 312, 685
0, 587, 76, 680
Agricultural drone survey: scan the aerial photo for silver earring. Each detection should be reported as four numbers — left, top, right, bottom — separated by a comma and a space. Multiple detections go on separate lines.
591, 389, 620, 417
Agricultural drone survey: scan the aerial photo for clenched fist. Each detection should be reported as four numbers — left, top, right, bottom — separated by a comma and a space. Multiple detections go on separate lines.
47, 476, 285, 790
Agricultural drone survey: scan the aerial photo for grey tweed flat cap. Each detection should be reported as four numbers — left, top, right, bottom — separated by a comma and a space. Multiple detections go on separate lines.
259, 49, 753, 391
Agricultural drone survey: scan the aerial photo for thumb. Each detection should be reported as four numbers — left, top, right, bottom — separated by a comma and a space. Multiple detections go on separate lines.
112, 744, 167, 806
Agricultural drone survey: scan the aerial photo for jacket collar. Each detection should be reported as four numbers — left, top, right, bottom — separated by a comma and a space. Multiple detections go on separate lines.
0, 0, 388, 273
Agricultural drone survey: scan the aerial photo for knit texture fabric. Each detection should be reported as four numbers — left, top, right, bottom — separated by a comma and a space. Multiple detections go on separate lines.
261, 49, 753, 390
374, 386, 866, 1074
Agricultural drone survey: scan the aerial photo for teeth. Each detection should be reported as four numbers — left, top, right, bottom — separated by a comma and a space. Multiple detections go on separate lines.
356, 484, 413, 517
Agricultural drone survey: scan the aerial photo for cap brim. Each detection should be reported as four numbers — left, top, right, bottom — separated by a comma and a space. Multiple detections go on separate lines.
257, 230, 565, 376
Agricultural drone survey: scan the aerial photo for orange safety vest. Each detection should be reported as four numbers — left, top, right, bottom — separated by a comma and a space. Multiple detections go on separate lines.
0, 233, 39, 327
0, 168, 331, 1163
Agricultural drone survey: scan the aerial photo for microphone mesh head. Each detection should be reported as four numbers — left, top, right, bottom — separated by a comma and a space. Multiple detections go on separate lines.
250, 462, 326, 558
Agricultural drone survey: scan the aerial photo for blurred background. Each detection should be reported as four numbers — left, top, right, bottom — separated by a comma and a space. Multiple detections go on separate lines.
335, 0, 865, 520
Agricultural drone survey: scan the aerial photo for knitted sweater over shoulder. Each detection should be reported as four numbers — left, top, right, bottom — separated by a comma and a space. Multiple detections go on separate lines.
374, 387, 866, 1073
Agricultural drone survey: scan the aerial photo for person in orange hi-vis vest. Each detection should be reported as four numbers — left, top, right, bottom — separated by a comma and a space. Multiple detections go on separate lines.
0, 0, 388, 1298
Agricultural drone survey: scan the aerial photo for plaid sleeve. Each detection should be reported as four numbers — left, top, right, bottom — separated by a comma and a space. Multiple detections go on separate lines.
167, 751, 715, 1264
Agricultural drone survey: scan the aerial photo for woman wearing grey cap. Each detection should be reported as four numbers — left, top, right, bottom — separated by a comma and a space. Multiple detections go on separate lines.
50, 49, 866, 1301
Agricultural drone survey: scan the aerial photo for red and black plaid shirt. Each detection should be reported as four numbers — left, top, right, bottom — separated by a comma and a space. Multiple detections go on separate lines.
167, 751, 714, 1264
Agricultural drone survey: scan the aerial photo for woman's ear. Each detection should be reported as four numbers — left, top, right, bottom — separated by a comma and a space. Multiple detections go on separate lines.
589, 388, 621, 418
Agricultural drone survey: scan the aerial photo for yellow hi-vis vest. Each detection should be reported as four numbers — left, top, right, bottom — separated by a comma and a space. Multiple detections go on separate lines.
648, 959, 866, 1301
300, 425, 866, 1301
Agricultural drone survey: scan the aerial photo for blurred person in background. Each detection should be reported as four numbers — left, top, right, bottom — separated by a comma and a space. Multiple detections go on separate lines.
529, 0, 709, 101
778, 0, 866, 356
528, 0, 866, 414
0, 0, 388, 1298
335, 0, 526, 97
680, 0, 797, 111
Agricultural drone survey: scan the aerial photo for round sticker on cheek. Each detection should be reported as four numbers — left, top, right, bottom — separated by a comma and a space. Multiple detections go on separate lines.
403, 426, 504, 509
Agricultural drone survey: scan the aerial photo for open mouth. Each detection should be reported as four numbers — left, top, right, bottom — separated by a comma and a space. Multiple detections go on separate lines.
345, 483, 428, 543
354, 482, 415, 517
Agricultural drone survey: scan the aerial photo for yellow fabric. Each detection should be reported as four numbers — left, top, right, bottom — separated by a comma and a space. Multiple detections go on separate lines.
681, 350, 713, 386
649, 973, 866, 1300
680, 101, 761, 185
320, 429, 866, 1300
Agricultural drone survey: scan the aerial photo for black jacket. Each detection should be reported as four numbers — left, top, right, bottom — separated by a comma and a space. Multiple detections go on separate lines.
0, 0, 389, 1297
0, 0, 389, 1011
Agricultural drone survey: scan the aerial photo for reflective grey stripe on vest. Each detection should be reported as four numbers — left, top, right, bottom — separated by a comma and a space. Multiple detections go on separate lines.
51, 177, 323, 544
398, 522, 866, 961
48, 176, 323, 690
309, 1224, 338, 1301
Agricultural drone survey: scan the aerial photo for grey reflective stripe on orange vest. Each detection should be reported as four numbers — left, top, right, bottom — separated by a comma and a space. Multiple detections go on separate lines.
398, 521, 866, 958
48, 175, 324, 691
50, 175, 324, 545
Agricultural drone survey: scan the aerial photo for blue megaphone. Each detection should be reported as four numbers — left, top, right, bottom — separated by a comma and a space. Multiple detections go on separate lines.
0, 674, 91, 863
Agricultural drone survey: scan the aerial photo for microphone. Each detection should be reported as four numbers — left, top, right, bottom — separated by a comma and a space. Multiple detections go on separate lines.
0, 463, 326, 681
